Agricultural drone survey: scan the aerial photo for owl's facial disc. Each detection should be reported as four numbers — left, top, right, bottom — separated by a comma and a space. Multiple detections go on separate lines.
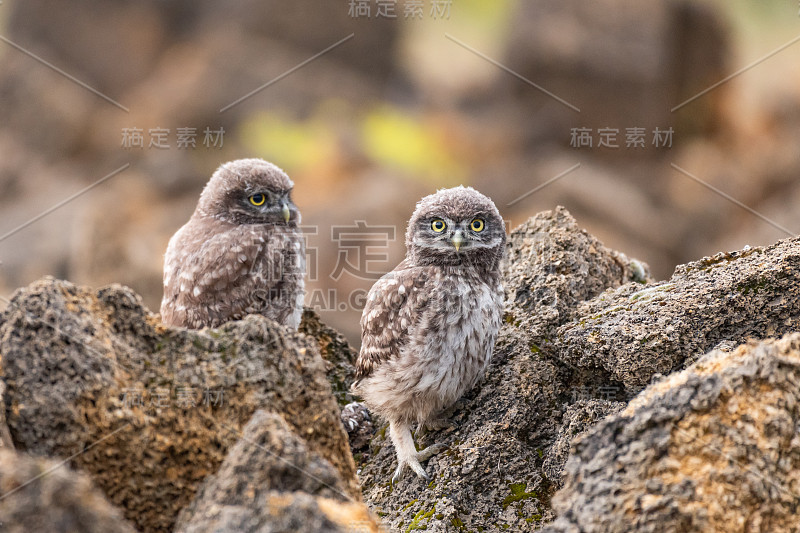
415, 216, 500, 254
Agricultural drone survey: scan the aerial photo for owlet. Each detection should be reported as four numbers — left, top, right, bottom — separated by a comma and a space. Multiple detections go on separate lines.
161, 158, 305, 330
353, 186, 505, 482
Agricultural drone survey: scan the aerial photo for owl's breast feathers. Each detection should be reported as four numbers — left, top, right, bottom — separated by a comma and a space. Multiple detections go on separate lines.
354, 261, 503, 396
161, 219, 305, 328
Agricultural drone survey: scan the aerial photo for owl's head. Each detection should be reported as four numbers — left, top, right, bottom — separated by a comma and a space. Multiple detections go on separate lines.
406, 186, 505, 268
196, 158, 300, 226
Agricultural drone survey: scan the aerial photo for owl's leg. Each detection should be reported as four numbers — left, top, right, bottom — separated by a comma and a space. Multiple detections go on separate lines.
389, 420, 446, 484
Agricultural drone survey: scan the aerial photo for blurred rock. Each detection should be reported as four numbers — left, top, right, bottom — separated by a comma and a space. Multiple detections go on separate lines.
69, 172, 188, 314
0, 277, 358, 532
195, 0, 400, 79
543, 333, 800, 532
176, 409, 381, 533
503, 0, 729, 140
0, 448, 136, 533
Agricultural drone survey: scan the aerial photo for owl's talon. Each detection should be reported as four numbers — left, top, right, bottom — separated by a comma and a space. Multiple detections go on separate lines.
392, 458, 430, 485
391, 464, 404, 486
391, 443, 445, 485
410, 460, 430, 480
417, 442, 447, 462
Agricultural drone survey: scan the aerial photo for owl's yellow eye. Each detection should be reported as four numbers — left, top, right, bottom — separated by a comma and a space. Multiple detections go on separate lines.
431, 219, 446, 232
470, 218, 485, 232
249, 194, 266, 206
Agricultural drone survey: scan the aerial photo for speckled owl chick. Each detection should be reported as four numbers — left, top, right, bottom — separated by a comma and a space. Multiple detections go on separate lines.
353, 186, 505, 483
161, 159, 305, 330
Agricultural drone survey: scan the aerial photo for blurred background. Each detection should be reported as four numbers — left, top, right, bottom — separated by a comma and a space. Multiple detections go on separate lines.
0, 0, 798, 345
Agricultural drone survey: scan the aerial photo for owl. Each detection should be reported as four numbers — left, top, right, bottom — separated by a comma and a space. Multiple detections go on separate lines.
160, 158, 305, 330
353, 186, 506, 483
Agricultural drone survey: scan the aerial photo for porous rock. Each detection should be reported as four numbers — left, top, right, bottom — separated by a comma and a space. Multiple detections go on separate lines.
540, 398, 625, 490
0, 277, 359, 532
559, 239, 800, 395
0, 447, 137, 533
502, 205, 650, 343
4, 205, 800, 532
358, 207, 800, 531
543, 333, 800, 532
176, 409, 381, 533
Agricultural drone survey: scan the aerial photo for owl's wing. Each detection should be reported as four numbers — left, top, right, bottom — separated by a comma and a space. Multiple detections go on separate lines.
354, 260, 433, 383
163, 223, 302, 327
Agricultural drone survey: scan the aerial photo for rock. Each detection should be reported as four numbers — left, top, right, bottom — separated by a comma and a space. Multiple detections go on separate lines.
0, 447, 137, 533
195, 0, 400, 79
502, 206, 650, 344
0, 277, 358, 532
299, 307, 358, 407
176, 409, 381, 533
358, 208, 647, 531
540, 399, 625, 490
558, 239, 800, 395
4, 204, 800, 532
543, 333, 800, 532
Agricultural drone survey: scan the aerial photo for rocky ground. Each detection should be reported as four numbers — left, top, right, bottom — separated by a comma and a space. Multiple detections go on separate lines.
0, 206, 799, 532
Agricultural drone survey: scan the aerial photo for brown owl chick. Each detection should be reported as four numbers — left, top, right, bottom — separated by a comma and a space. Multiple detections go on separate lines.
161, 159, 305, 330
353, 186, 506, 483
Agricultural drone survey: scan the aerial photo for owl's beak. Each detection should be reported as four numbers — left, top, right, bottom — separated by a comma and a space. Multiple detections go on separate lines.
281, 203, 291, 223
451, 230, 465, 252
